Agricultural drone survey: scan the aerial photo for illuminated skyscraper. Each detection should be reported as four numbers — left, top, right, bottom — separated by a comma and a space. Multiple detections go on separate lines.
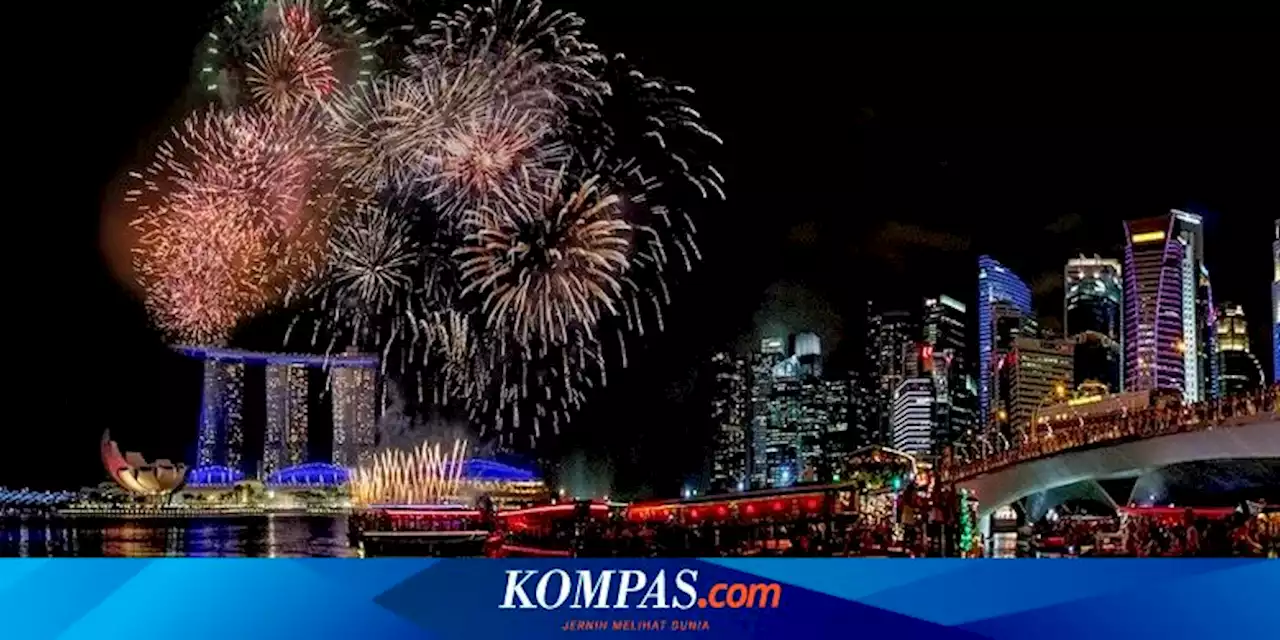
1123, 211, 1208, 401
263, 363, 309, 477
1199, 266, 1220, 399
1216, 303, 1265, 395
978, 256, 1033, 426
1065, 256, 1123, 392
196, 359, 245, 471
891, 378, 935, 456
817, 378, 852, 478
1000, 336, 1074, 436
709, 351, 750, 492
332, 361, 378, 467
748, 337, 787, 488
1273, 220, 1279, 382
922, 294, 974, 451
871, 308, 916, 445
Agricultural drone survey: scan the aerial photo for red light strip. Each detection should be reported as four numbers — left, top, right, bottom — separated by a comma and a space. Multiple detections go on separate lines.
387, 509, 481, 518
496, 503, 609, 518
499, 545, 574, 557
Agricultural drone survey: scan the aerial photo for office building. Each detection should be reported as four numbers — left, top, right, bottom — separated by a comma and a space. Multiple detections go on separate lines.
922, 294, 975, 451
762, 374, 801, 487
263, 363, 310, 477
891, 378, 935, 456
709, 351, 750, 492
1122, 210, 1210, 402
998, 336, 1075, 436
1065, 256, 1123, 392
1216, 303, 1266, 395
1273, 221, 1279, 383
871, 307, 917, 445
978, 256, 1033, 426
749, 337, 787, 488
818, 378, 853, 478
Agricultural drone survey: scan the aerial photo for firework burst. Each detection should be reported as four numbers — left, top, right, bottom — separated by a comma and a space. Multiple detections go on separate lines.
349, 439, 469, 505
418, 0, 605, 109
198, 0, 376, 108
456, 172, 631, 349
129, 108, 332, 344
314, 202, 419, 346
245, 24, 338, 113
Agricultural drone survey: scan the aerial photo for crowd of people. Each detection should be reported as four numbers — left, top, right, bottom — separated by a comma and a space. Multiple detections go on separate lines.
1033, 507, 1279, 558
946, 385, 1279, 481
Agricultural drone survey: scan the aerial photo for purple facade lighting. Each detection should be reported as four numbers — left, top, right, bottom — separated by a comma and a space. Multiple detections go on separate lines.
1123, 215, 1185, 395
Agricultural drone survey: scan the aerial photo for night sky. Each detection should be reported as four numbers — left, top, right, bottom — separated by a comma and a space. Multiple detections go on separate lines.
6, 4, 1276, 494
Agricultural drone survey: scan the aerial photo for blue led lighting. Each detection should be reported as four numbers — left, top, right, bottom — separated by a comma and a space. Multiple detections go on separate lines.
0, 488, 77, 506
266, 463, 350, 487
457, 459, 539, 482
977, 255, 1033, 425
173, 345, 379, 369
186, 465, 246, 486
261, 459, 537, 488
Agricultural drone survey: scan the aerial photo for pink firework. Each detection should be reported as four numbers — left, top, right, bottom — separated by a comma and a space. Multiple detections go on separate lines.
130, 107, 331, 344
436, 103, 566, 218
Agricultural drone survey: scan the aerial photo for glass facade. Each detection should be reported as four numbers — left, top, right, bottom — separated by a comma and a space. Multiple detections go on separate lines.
1123, 212, 1208, 401
1064, 256, 1123, 392
977, 256, 1033, 427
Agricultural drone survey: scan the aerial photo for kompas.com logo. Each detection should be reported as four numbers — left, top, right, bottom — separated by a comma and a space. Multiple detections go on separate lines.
499, 569, 782, 610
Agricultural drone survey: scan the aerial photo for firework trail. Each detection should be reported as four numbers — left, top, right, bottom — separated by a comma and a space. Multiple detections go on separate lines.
349, 439, 469, 505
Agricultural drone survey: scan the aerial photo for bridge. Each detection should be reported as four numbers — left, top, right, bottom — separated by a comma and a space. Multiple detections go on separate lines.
941, 387, 1280, 524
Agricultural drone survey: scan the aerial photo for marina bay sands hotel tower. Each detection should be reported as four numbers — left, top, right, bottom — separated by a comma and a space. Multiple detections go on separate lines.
180, 346, 380, 477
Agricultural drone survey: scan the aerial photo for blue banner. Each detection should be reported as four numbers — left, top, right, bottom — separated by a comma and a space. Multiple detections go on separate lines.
1, 559, 1276, 639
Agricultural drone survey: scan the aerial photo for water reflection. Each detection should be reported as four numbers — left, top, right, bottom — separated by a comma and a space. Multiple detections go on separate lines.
0, 515, 355, 557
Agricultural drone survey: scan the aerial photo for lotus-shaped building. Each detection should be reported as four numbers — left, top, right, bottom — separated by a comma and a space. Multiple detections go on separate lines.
100, 431, 187, 496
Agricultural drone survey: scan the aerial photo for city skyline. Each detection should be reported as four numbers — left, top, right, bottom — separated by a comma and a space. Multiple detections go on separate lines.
8, 4, 1277, 497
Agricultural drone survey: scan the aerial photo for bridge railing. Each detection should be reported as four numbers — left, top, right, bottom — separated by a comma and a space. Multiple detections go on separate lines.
941, 386, 1279, 483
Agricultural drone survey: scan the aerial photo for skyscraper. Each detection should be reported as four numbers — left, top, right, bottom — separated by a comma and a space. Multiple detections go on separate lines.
1199, 266, 1221, 400
872, 308, 916, 445
1216, 303, 1266, 395
891, 378, 934, 456
196, 359, 245, 471
263, 363, 309, 477
762, 373, 801, 487
818, 378, 852, 477
1273, 220, 1279, 383
922, 294, 974, 451
709, 351, 750, 492
332, 361, 378, 467
1000, 336, 1074, 436
749, 337, 787, 487
1123, 211, 1208, 401
793, 332, 823, 378
978, 256, 1033, 426
1065, 256, 1123, 392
